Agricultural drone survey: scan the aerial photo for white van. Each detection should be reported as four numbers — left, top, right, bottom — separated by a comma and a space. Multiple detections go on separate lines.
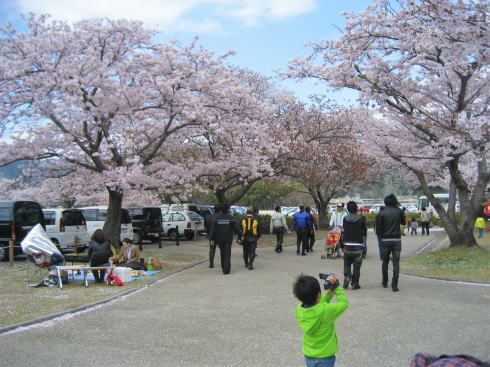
42, 208, 89, 253
81, 206, 134, 242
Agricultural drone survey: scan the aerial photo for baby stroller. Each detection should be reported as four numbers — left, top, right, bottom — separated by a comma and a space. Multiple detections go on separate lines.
321, 229, 342, 259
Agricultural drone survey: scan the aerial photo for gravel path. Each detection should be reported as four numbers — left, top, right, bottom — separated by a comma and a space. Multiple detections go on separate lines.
1, 231, 489, 367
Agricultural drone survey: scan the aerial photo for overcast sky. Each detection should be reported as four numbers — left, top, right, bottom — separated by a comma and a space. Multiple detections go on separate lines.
0, 0, 374, 103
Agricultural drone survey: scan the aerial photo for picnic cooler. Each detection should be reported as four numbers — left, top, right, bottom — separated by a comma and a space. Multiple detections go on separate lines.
112, 267, 132, 283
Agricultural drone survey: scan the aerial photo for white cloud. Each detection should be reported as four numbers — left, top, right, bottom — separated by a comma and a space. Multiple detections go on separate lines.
13, 0, 318, 32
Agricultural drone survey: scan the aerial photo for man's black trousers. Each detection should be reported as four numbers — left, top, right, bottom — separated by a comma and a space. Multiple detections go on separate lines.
296, 228, 309, 254
343, 251, 362, 285
382, 241, 401, 289
217, 241, 232, 274
243, 238, 257, 267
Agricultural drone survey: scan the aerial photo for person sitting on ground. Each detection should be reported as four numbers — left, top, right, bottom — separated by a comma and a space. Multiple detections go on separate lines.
293, 273, 348, 367
87, 229, 112, 283
110, 238, 142, 269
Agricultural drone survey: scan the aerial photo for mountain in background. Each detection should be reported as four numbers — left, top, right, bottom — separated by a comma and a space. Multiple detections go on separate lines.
0, 161, 23, 179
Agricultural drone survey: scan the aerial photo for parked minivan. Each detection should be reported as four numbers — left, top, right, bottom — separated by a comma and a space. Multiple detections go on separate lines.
0, 200, 45, 260
126, 207, 163, 245
81, 206, 134, 242
42, 208, 89, 253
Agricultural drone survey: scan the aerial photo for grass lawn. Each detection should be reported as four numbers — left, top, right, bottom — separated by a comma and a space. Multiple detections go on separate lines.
401, 230, 490, 282
0, 248, 204, 329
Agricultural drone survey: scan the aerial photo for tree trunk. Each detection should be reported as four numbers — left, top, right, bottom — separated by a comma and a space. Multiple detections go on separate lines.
317, 201, 330, 229
103, 188, 123, 249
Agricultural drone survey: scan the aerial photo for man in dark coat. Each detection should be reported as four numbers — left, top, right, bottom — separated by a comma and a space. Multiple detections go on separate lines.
375, 194, 406, 292
209, 204, 242, 274
342, 201, 367, 290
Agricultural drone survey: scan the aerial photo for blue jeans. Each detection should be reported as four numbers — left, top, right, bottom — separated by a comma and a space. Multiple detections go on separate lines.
478, 228, 484, 238
305, 355, 336, 367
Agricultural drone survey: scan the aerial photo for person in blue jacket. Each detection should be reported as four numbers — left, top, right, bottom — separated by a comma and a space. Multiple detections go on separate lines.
293, 205, 312, 256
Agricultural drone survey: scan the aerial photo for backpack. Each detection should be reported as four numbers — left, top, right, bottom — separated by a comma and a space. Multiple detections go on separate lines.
242, 216, 258, 237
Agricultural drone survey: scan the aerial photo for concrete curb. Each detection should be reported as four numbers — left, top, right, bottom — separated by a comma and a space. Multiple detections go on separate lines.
0, 258, 207, 335
400, 272, 490, 286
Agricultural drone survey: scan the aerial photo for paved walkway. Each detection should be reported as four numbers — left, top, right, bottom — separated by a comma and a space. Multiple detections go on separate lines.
1, 232, 489, 367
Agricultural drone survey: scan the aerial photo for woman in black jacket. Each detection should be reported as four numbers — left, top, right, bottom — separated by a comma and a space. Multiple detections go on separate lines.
87, 229, 112, 283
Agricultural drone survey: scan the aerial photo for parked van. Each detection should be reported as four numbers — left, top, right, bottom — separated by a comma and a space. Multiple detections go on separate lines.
0, 200, 45, 260
166, 203, 199, 213
42, 208, 89, 253
81, 206, 134, 242
126, 207, 163, 245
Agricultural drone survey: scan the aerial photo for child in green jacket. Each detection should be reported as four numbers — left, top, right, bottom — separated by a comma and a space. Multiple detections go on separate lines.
293, 274, 349, 367
293, 273, 348, 367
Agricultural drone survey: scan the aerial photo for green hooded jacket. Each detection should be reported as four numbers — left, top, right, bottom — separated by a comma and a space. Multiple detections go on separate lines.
295, 286, 348, 358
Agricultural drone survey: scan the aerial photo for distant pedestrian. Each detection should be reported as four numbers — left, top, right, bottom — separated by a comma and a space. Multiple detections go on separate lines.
329, 203, 347, 231
420, 207, 431, 236
206, 205, 219, 268
270, 206, 289, 253
374, 206, 385, 260
342, 201, 367, 290
400, 207, 408, 236
241, 207, 260, 270
209, 204, 242, 274
410, 218, 418, 236
375, 194, 406, 292
475, 216, 485, 239
305, 207, 319, 252
293, 205, 312, 256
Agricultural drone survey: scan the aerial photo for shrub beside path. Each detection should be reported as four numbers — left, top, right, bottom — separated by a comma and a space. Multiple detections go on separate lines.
1, 231, 489, 367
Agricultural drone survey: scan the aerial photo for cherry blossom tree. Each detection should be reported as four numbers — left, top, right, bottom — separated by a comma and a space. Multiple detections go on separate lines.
171, 71, 288, 206
288, 0, 489, 246
0, 14, 256, 245
279, 101, 376, 227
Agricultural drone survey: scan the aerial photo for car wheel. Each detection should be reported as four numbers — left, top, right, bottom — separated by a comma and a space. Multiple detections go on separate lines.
185, 233, 194, 240
132, 232, 140, 244
168, 229, 177, 241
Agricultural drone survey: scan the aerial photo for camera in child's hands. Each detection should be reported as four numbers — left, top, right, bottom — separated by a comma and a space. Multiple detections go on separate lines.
319, 273, 339, 290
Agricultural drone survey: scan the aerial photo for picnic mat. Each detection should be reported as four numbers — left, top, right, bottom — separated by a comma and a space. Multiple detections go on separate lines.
66, 270, 162, 283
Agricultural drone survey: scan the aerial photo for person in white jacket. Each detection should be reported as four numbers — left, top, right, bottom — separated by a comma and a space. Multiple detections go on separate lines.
270, 206, 289, 253
329, 203, 347, 230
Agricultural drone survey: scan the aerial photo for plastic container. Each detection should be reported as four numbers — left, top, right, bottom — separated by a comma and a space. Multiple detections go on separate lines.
112, 267, 132, 283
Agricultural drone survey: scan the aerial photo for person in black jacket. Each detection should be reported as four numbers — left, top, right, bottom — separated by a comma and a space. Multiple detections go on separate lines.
375, 194, 406, 292
87, 229, 112, 283
205, 205, 219, 268
209, 204, 242, 274
342, 201, 367, 290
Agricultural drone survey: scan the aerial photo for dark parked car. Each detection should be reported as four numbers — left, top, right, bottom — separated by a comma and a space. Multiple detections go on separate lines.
0, 200, 46, 261
126, 207, 163, 247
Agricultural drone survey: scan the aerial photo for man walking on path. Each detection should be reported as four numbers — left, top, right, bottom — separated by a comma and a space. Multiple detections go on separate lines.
270, 206, 289, 253
419, 207, 431, 236
241, 207, 260, 270
293, 205, 312, 256
209, 204, 242, 274
206, 205, 219, 268
375, 194, 406, 292
305, 207, 319, 252
342, 201, 367, 290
